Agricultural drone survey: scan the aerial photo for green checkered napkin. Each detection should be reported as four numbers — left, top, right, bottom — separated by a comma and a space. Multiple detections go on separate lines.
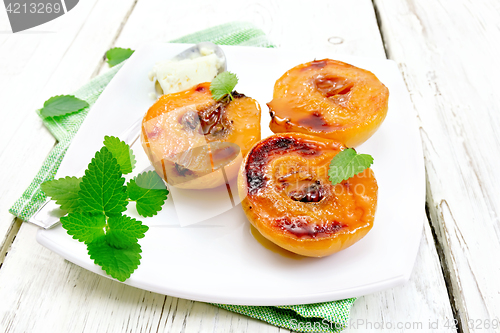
9, 21, 355, 333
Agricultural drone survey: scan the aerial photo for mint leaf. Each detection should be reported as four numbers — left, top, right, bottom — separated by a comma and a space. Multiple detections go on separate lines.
39, 95, 89, 118
103, 136, 136, 174
60, 212, 106, 244
210, 71, 238, 101
106, 215, 149, 249
328, 148, 374, 185
46, 136, 163, 282
41, 176, 82, 213
106, 47, 134, 67
78, 147, 127, 215
87, 236, 142, 282
127, 171, 168, 217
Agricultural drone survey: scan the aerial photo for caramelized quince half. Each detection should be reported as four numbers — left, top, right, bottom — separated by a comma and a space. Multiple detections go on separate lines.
268, 59, 389, 147
238, 132, 378, 257
142, 82, 261, 189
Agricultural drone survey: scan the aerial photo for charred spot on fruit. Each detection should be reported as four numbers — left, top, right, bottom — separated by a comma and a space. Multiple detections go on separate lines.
246, 136, 320, 168
275, 137, 295, 149
303, 60, 327, 71
231, 91, 246, 99
198, 102, 232, 137
174, 163, 193, 176
289, 183, 325, 203
314, 75, 353, 98
216, 91, 246, 103
276, 216, 344, 238
246, 170, 266, 194
179, 110, 200, 130
298, 111, 334, 132
246, 137, 321, 195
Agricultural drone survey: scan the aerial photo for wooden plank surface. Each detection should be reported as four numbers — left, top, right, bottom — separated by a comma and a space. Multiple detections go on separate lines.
1, 0, 456, 332
373, 1, 500, 332
348, 222, 456, 332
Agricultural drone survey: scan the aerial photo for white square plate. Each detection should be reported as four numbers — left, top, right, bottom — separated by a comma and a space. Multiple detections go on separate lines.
37, 43, 425, 306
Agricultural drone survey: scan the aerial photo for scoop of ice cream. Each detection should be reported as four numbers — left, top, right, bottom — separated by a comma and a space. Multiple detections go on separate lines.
148, 48, 224, 97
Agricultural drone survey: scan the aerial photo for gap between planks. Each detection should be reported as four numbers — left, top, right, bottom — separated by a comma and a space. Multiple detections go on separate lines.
427, 201, 463, 333
90, 0, 139, 79
0, 0, 140, 272
0, 218, 22, 269
370, 0, 389, 59
371, 1, 460, 331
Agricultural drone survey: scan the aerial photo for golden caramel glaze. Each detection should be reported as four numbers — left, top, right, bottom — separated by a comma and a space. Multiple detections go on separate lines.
268, 59, 389, 147
142, 82, 261, 189
238, 133, 378, 257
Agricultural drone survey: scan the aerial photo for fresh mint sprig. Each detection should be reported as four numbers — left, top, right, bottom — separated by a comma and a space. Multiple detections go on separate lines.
41, 136, 168, 282
210, 71, 238, 101
78, 146, 128, 215
106, 47, 134, 67
103, 135, 136, 174
127, 171, 169, 217
60, 212, 106, 244
88, 236, 142, 282
328, 148, 374, 185
39, 95, 89, 118
41, 176, 82, 213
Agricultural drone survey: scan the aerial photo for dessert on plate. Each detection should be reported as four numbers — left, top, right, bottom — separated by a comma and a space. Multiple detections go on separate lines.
238, 132, 378, 257
142, 82, 261, 189
268, 59, 389, 147
141, 50, 384, 258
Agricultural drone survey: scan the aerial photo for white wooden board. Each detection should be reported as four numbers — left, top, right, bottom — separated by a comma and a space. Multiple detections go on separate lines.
374, 1, 500, 331
0, 0, 457, 332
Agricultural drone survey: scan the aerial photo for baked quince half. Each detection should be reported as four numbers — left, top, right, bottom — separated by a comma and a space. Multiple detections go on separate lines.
238, 133, 378, 257
268, 59, 389, 147
142, 82, 261, 189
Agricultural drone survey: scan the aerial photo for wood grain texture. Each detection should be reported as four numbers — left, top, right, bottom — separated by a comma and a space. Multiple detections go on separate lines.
348, 221, 456, 332
373, 1, 500, 332
0, 0, 456, 332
